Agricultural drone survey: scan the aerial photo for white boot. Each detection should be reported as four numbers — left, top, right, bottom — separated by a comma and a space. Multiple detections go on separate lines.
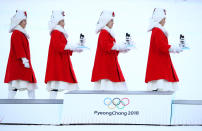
28, 90, 35, 99
8, 89, 17, 99
49, 91, 58, 99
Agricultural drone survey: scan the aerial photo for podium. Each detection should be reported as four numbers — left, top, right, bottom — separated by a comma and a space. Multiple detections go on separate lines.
61, 90, 174, 125
0, 99, 63, 124
171, 100, 202, 125
0, 91, 201, 125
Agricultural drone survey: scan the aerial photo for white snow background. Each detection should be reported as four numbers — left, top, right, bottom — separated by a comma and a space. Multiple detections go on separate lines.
0, 0, 202, 100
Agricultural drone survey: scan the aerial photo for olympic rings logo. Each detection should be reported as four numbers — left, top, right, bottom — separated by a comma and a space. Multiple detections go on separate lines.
104, 97, 130, 109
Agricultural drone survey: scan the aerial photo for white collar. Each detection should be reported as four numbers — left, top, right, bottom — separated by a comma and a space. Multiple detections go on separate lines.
14, 25, 30, 39
148, 23, 168, 37
154, 23, 168, 37
103, 26, 115, 39
52, 25, 68, 39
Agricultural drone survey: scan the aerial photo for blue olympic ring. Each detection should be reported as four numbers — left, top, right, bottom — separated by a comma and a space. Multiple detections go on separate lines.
103, 97, 130, 109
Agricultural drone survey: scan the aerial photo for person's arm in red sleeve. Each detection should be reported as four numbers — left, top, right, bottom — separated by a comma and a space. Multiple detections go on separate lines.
11, 32, 27, 59
51, 31, 67, 53
68, 51, 73, 56
99, 31, 117, 54
154, 29, 171, 54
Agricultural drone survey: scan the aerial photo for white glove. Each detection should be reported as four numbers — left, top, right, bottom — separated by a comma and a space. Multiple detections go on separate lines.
112, 42, 129, 51
119, 49, 130, 53
24, 63, 30, 68
65, 44, 77, 50
21, 57, 30, 68
64, 43, 83, 53
169, 45, 183, 53
74, 47, 83, 53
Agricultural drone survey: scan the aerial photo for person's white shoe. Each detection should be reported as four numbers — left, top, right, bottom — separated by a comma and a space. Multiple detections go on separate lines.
49, 91, 58, 99
28, 90, 35, 99
8, 89, 17, 99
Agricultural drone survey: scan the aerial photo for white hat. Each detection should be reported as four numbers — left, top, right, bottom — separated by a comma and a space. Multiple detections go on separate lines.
148, 8, 166, 32
96, 10, 115, 33
9, 10, 27, 33
152, 8, 166, 23
49, 10, 65, 32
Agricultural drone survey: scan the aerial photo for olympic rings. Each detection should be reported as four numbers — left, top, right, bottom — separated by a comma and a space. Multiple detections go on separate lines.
121, 98, 130, 106
103, 97, 130, 109
104, 97, 112, 106
112, 98, 121, 106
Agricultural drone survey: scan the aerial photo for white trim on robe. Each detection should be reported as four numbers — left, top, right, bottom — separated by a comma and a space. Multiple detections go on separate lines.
147, 79, 179, 91
94, 79, 127, 91
47, 81, 79, 92
8, 80, 37, 91
14, 25, 30, 39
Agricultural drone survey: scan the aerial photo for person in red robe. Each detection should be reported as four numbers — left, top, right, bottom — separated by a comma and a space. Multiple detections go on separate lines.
91, 11, 133, 91
145, 8, 183, 91
45, 11, 84, 99
4, 10, 37, 99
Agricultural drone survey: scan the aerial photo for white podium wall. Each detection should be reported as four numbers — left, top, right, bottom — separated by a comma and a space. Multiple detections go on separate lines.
0, 91, 202, 125
0, 99, 63, 124
171, 100, 202, 125
62, 91, 173, 125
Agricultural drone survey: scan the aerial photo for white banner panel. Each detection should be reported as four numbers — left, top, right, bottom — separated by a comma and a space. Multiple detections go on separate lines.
171, 100, 202, 125
61, 91, 173, 125
0, 99, 63, 124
